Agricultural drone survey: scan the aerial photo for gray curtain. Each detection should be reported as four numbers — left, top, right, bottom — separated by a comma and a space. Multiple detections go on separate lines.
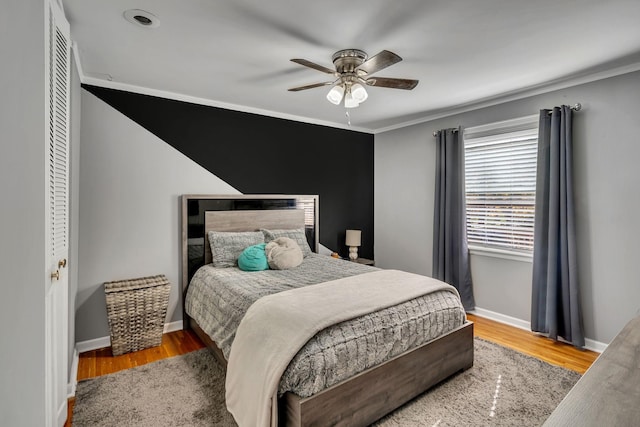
433, 128, 475, 311
531, 106, 584, 348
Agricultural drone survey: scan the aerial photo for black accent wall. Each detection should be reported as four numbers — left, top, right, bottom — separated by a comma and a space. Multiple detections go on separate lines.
83, 85, 374, 259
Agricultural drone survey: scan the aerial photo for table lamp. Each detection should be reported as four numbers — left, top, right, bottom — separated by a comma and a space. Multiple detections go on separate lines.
345, 229, 361, 260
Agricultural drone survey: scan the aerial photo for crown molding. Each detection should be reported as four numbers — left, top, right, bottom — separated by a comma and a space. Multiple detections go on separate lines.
73, 43, 372, 133
72, 41, 640, 135
79, 75, 373, 134
373, 60, 640, 134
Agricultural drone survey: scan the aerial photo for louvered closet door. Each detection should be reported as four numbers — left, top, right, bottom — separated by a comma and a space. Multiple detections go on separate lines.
45, 2, 70, 426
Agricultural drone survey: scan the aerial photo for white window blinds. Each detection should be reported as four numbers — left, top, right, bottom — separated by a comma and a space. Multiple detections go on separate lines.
464, 117, 538, 253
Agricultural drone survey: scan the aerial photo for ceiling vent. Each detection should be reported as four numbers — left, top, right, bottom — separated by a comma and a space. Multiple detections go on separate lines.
123, 9, 160, 28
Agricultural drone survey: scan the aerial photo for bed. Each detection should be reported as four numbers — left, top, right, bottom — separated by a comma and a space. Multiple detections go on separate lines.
181, 194, 474, 426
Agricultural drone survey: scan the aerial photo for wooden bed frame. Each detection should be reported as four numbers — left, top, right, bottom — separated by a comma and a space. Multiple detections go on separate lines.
181, 194, 474, 426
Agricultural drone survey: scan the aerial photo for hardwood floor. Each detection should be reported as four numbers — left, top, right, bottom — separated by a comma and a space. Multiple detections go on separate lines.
467, 314, 599, 374
65, 315, 600, 426
75, 329, 205, 381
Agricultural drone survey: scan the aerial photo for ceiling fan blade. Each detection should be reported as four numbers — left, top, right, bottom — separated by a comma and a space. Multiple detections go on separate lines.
365, 77, 419, 90
357, 50, 402, 75
290, 59, 337, 75
288, 81, 334, 92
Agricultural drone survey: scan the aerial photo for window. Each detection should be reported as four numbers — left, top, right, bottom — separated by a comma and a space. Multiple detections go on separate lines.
464, 116, 538, 255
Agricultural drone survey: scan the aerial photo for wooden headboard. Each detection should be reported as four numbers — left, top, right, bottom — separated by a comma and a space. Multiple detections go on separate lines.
181, 194, 319, 299
203, 209, 305, 265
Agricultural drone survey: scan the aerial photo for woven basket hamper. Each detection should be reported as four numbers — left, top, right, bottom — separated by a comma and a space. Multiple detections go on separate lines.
104, 274, 170, 356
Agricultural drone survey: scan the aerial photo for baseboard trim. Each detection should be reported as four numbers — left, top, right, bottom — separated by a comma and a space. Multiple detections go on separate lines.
163, 320, 184, 334
584, 338, 607, 353
67, 348, 79, 398
470, 307, 531, 331
75, 335, 111, 353
75, 320, 185, 353
469, 307, 607, 353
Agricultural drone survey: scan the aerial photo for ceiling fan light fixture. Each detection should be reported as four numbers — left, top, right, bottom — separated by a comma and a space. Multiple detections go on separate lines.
344, 91, 360, 108
289, 49, 418, 112
326, 85, 344, 105
351, 83, 368, 103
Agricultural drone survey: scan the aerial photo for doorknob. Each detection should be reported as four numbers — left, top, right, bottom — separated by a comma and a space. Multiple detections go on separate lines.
51, 270, 60, 281
58, 259, 67, 268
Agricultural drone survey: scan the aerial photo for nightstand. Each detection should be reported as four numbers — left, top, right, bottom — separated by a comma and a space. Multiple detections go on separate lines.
352, 258, 375, 266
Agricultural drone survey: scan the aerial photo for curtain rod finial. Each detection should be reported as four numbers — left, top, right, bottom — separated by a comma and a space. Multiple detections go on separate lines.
573, 103, 582, 111
432, 128, 459, 137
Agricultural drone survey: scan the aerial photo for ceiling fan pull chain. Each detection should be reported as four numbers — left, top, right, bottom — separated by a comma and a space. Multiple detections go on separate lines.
345, 110, 351, 126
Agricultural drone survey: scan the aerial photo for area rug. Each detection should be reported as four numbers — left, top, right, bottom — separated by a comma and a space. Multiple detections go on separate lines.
72, 338, 580, 426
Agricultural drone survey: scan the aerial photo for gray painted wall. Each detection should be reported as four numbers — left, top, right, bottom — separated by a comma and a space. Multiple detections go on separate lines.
374, 122, 436, 277
375, 70, 640, 344
76, 91, 239, 342
0, 1, 47, 425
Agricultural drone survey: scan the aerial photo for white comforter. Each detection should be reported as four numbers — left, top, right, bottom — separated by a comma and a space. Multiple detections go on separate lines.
225, 269, 460, 427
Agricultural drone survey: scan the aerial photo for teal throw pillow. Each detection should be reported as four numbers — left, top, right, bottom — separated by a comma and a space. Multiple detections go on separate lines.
237, 243, 269, 271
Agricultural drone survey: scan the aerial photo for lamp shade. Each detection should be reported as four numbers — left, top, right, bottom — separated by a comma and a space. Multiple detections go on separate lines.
345, 229, 362, 246
351, 83, 368, 103
344, 91, 359, 108
326, 85, 344, 105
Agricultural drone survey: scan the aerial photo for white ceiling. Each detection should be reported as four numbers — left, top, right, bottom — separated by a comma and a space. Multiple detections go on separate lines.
63, 0, 640, 133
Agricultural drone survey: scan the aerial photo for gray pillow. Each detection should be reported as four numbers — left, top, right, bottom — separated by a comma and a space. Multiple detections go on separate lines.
207, 230, 264, 268
265, 237, 303, 270
261, 228, 313, 257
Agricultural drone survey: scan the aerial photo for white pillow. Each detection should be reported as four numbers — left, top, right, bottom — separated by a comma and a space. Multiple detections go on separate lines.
265, 237, 303, 270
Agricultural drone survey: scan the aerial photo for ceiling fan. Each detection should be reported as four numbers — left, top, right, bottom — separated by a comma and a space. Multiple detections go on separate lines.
288, 49, 419, 108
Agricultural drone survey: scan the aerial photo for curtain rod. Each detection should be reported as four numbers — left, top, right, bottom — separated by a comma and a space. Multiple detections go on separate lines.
547, 103, 582, 114
432, 103, 582, 137
432, 128, 459, 137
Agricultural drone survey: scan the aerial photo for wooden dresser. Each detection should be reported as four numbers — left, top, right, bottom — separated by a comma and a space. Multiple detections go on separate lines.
543, 315, 640, 426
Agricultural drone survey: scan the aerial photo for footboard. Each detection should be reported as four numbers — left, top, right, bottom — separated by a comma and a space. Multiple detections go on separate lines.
189, 317, 473, 426
279, 321, 474, 427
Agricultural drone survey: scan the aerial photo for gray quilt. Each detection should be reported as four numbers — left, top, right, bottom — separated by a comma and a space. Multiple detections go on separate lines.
185, 254, 466, 397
